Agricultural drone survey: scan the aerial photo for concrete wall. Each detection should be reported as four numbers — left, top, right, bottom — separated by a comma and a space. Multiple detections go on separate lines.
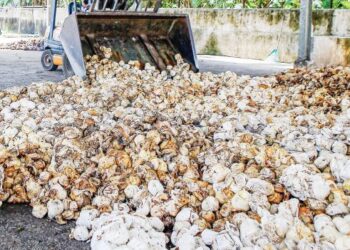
0, 7, 349, 65
0, 7, 66, 36
162, 8, 350, 65
162, 9, 299, 63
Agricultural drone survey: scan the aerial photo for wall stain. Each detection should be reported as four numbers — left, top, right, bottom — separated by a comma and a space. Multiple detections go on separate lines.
1, 17, 19, 33
337, 38, 350, 65
313, 10, 333, 35
288, 11, 299, 32
20, 19, 35, 34
227, 11, 238, 27
267, 10, 284, 25
201, 33, 220, 55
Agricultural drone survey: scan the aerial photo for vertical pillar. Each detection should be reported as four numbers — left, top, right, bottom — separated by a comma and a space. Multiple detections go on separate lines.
47, 0, 51, 28
295, 0, 312, 66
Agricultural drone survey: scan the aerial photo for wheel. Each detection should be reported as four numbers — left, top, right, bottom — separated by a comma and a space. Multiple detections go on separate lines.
41, 49, 58, 71
62, 53, 75, 78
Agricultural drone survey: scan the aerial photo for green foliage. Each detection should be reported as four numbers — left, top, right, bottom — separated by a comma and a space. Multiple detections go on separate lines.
270, 0, 300, 8
0, 0, 17, 6
160, 0, 350, 9
312, 0, 350, 8
0, 0, 349, 9
343, 1, 350, 7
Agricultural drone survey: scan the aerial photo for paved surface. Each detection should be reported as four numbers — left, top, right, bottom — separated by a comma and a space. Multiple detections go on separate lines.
0, 50, 292, 89
0, 49, 292, 249
0, 50, 65, 89
198, 55, 292, 76
0, 204, 89, 250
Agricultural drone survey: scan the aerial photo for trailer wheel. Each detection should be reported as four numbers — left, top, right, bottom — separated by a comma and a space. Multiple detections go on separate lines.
41, 49, 58, 71
62, 54, 75, 78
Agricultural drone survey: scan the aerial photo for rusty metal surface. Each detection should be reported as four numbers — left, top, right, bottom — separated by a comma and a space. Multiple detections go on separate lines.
60, 12, 198, 77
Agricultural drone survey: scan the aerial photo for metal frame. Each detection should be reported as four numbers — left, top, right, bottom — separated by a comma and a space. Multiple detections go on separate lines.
60, 11, 198, 77
43, 0, 198, 78
88, 0, 162, 12
47, 0, 162, 43
295, 0, 312, 66
45, 0, 78, 53
48, 0, 57, 41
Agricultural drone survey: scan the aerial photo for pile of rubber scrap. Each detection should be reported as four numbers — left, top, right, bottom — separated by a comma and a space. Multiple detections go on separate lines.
276, 67, 350, 97
0, 55, 350, 249
0, 37, 44, 51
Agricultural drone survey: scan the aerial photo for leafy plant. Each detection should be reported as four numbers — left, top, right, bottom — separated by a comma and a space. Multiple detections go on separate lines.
270, 0, 300, 8
0, 0, 349, 9
0, 0, 16, 6
160, 0, 350, 8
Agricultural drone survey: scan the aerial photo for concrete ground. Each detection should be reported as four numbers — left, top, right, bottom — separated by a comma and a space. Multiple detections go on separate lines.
198, 55, 292, 76
0, 203, 89, 250
0, 50, 292, 89
0, 49, 292, 249
0, 50, 65, 89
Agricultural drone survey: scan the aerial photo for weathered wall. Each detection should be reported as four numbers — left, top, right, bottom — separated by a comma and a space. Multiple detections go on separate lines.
0, 7, 349, 65
312, 36, 350, 66
0, 7, 66, 36
162, 8, 350, 65
162, 9, 299, 63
